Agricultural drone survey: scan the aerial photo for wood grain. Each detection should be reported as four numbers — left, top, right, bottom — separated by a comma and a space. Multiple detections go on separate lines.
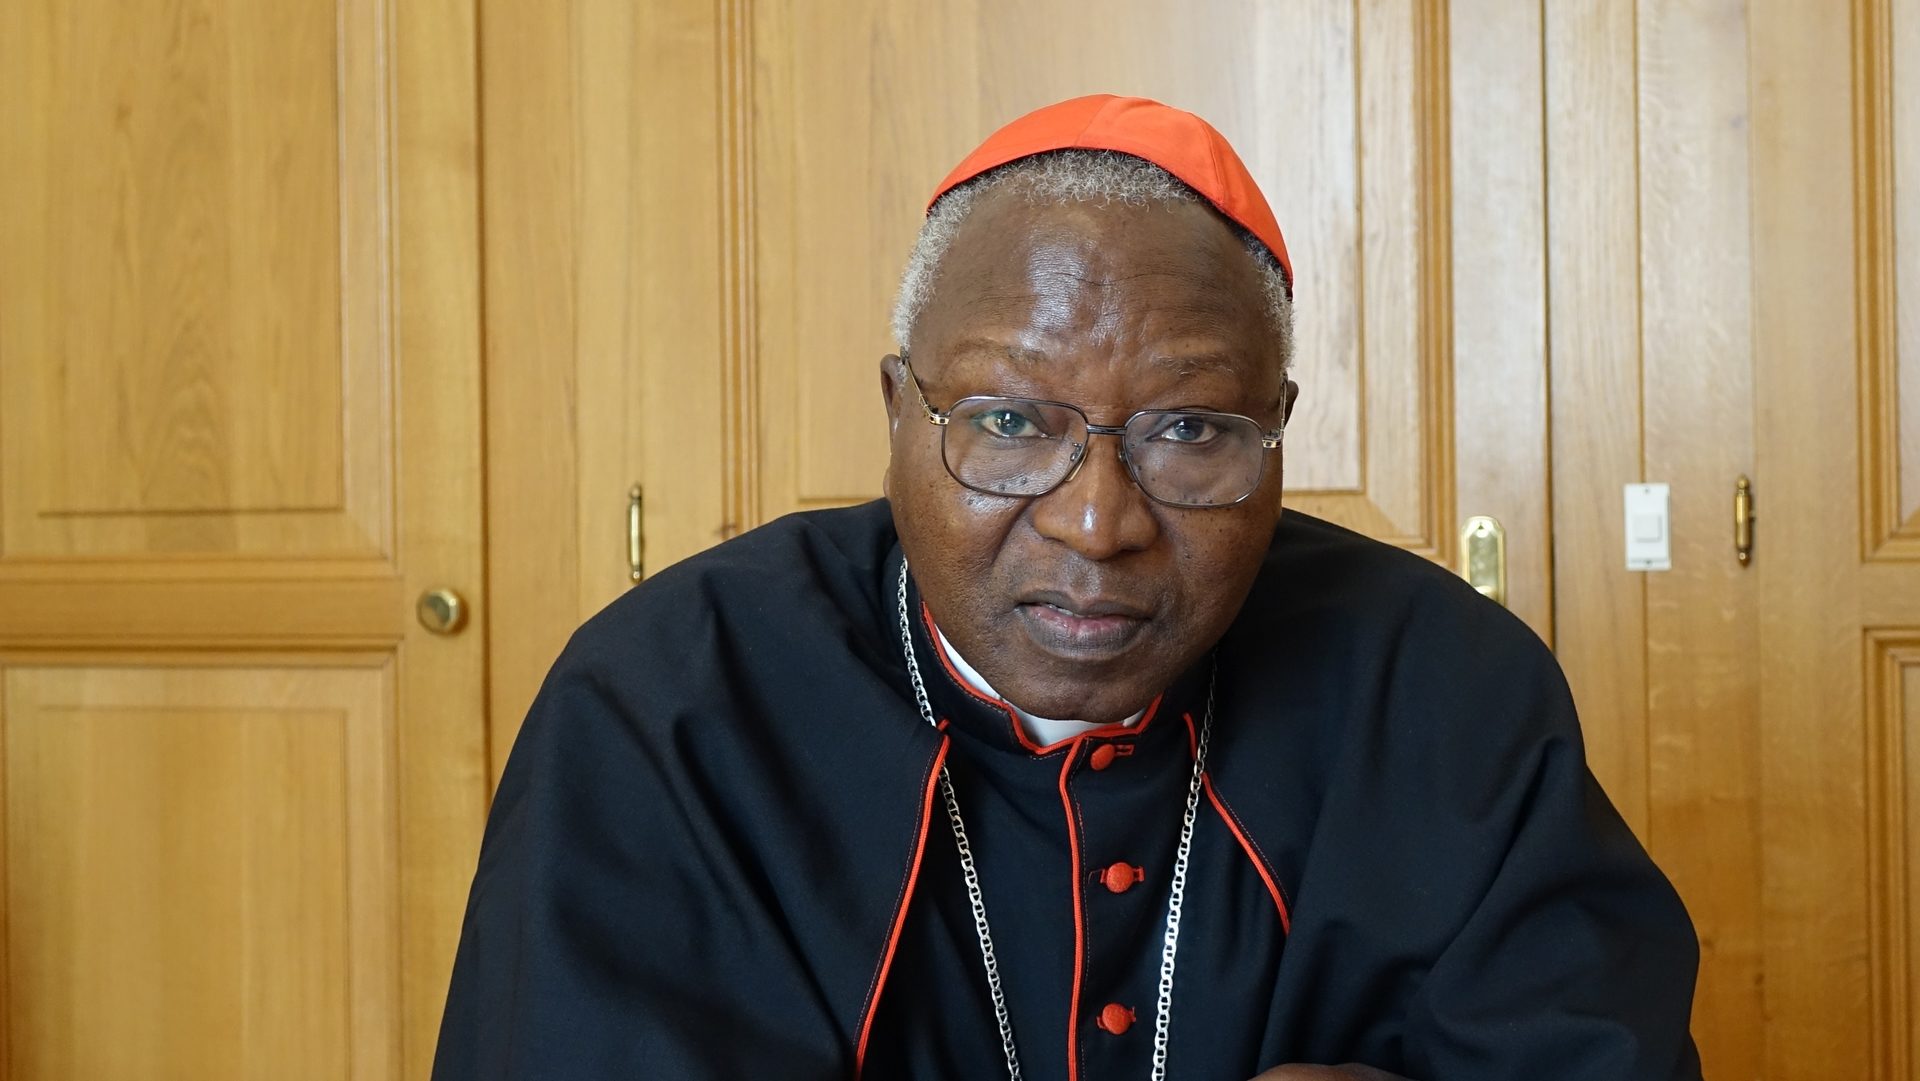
1894, 0, 1920, 532
1859, 0, 1920, 556
0, 3, 491, 1078
392, 0, 490, 1073
1752, 0, 1879, 1073
1544, 0, 1650, 835
1636, 2, 1763, 1074
477, 0, 732, 774
478, 0, 587, 779
0, 0, 393, 560
1446, 0, 1550, 640
1866, 632, 1920, 1081
2, 665, 397, 1081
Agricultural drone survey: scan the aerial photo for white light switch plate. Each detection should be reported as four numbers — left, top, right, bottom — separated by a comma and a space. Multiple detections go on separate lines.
1624, 483, 1671, 571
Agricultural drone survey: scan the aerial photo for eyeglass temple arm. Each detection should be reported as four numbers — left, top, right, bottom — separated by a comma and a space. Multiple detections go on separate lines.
899, 353, 950, 426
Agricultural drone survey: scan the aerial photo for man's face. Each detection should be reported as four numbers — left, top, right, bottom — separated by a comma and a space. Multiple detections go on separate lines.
882, 188, 1296, 723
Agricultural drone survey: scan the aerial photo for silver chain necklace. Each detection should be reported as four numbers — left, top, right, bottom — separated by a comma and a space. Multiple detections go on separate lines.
895, 562, 1213, 1081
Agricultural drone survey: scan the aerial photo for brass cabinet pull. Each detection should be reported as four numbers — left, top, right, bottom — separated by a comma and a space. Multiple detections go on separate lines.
1460, 515, 1507, 607
1734, 475, 1755, 565
416, 588, 470, 635
628, 484, 646, 584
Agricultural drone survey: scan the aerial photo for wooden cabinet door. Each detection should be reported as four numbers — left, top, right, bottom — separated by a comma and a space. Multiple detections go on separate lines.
0, 2, 487, 1078
1747, 0, 1920, 1075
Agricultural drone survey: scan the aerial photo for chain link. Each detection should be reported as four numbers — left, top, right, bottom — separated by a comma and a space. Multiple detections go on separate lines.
899, 564, 1024, 1080
896, 561, 1212, 1081
1151, 665, 1213, 1081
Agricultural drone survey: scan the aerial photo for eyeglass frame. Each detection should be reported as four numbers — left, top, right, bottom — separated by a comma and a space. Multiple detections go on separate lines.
896, 351, 1287, 510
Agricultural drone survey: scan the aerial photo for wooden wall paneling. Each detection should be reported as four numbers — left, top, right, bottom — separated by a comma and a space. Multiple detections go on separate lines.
0, 0, 489, 1074
1544, 0, 1650, 835
393, 0, 490, 1071
479, 0, 730, 768
1635, 2, 1764, 1074
1866, 632, 1920, 1081
1854, 2, 1920, 1078
0, 563, 403, 651
1901, 0, 1920, 543
1, 664, 400, 1080
1873, 0, 1920, 549
1350, 0, 1448, 554
0, 0, 392, 560
480, 0, 588, 775
1446, 0, 1549, 639
626, 2, 728, 573
1753, 0, 1876, 1072
1862, 0, 1920, 558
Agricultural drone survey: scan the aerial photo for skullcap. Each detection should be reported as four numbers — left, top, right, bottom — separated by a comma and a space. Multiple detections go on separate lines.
929, 94, 1293, 289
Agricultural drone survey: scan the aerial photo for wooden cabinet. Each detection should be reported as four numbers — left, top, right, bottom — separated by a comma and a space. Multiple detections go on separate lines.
0, 2, 487, 1077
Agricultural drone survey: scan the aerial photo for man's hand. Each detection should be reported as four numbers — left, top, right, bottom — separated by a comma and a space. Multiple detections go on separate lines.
1249, 1065, 1409, 1081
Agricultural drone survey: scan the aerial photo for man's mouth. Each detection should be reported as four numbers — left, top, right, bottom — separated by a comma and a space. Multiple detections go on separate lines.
1015, 592, 1150, 657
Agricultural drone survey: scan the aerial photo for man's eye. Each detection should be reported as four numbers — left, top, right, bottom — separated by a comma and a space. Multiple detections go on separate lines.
976, 409, 1042, 438
1153, 416, 1219, 444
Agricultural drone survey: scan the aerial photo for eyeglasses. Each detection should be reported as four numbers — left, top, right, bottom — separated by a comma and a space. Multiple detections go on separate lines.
899, 353, 1285, 509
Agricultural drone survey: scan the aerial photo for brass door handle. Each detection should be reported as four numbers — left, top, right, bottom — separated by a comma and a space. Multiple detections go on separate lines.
628, 484, 645, 584
1460, 515, 1507, 607
416, 588, 469, 635
1734, 475, 1755, 565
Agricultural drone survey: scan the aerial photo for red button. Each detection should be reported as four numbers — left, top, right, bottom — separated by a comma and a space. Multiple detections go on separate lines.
1100, 861, 1144, 894
1096, 1002, 1136, 1035
1089, 744, 1118, 770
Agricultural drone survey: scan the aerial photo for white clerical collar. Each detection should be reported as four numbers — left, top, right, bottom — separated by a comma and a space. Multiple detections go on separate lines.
933, 624, 1145, 746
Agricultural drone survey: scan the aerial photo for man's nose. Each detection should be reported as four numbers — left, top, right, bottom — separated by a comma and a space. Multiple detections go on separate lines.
1028, 437, 1160, 559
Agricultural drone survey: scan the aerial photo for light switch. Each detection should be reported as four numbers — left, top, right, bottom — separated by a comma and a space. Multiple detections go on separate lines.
1624, 484, 1671, 571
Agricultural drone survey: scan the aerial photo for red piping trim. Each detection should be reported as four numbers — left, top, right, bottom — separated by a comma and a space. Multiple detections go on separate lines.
920, 601, 1162, 755
1058, 752, 1086, 1081
854, 736, 951, 1076
1182, 711, 1293, 935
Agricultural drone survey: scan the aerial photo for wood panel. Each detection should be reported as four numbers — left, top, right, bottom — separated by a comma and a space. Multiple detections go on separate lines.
1, 664, 398, 1080
1848, 7, 1920, 1081
1447, 0, 1549, 638
1863, 0, 1920, 557
1751, 0, 1884, 1073
0, 1, 490, 1077
1637, 3, 1764, 1076
1545, 0, 1650, 835
478, 0, 731, 777
745, 0, 1495, 580
0, 0, 395, 560
1891, 0, 1920, 541
1867, 632, 1920, 1081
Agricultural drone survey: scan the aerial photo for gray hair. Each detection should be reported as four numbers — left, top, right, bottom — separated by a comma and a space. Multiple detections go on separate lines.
890, 149, 1294, 370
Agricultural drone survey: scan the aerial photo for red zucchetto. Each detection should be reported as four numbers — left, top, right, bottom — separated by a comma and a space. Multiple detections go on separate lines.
928, 94, 1293, 287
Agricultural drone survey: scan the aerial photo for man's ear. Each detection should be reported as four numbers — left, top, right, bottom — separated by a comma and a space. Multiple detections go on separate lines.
879, 354, 906, 495
1281, 378, 1300, 429
880, 354, 905, 434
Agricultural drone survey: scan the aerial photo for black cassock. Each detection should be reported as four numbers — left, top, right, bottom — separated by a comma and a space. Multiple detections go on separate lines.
432, 500, 1702, 1081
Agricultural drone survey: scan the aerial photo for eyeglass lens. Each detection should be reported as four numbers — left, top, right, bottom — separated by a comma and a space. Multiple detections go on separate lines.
940, 397, 1270, 507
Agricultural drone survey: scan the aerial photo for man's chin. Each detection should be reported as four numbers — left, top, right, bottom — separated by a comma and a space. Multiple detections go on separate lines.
995, 663, 1169, 726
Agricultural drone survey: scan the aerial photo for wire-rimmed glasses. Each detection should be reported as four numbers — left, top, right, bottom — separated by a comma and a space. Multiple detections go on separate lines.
899, 353, 1284, 509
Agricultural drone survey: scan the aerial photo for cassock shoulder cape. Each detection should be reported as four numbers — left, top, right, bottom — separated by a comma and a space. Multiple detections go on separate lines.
433, 501, 1702, 1081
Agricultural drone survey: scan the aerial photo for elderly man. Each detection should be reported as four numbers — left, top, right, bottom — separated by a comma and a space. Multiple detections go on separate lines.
432, 96, 1701, 1081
